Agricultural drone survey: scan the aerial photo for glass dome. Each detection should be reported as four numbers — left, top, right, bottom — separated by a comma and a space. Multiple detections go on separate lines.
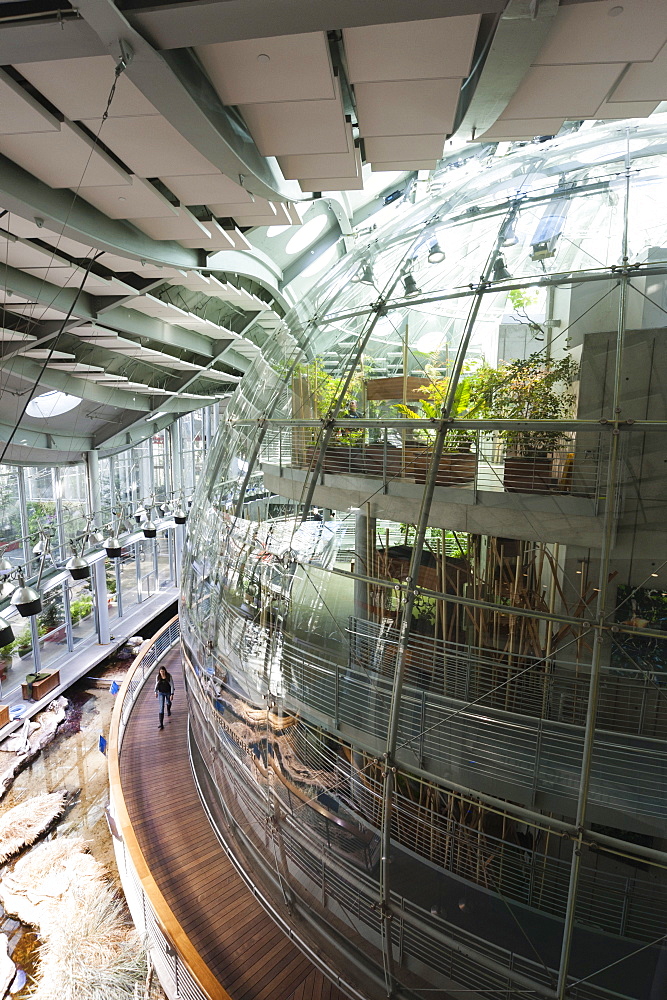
182, 120, 667, 1000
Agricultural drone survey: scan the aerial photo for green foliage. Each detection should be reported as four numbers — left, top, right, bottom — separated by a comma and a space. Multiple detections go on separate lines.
393, 363, 491, 448
70, 594, 94, 625
483, 352, 578, 454
508, 288, 539, 311
38, 602, 64, 633
106, 571, 117, 594
295, 358, 369, 420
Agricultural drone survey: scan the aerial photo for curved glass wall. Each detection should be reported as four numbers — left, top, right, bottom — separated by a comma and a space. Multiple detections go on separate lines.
182, 120, 667, 1000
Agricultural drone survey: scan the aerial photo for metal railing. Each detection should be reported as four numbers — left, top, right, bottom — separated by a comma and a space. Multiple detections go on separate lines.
186, 677, 656, 1000
260, 427, 607, 502
108, 616, 215, 1000
211, 603, 667, 822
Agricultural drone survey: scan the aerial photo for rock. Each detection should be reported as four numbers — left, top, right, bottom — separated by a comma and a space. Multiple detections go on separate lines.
0, 933, 15, 998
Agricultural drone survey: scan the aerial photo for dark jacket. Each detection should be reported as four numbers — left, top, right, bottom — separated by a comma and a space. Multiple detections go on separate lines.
155, 672, 174, 696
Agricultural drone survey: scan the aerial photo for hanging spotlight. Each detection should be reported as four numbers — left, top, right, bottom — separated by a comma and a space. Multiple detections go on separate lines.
351, 262, 374, 285
173, 508, 187, 525
11, 577, 42, 617
32, 537, 47, 556
492, 256, 512, 281
0, 615, 13, 648
501, 225, 519, 247
0, 556, 13, 575
143, 520, 157, 539
427, 240, 446, 264
91, 529, 105, 544
104, 534, 122, 559
402, 273, 421, 297
134, 506, 147, 523
66, 552, 91, 581
160, 501, 171, 514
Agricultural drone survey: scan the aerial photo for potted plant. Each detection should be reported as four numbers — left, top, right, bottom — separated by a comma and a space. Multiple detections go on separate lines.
15, 627, 33, 658
293, 359, 369, 476
481, 352, 578, 493
38, 603, 66, 642
394, 365, 486, 486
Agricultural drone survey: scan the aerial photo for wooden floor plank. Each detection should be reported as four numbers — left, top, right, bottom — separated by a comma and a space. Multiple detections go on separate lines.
119, 650, 347, 1000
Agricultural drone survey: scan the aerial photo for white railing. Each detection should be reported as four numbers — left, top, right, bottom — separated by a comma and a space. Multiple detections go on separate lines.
108, 616, 216, 1000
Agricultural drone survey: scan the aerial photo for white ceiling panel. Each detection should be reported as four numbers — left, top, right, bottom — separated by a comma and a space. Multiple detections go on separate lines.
48, 362, 105, 372
233, 213, 285, 227
479, 118, 565, 140
160, 173, 251, 205
79, 177, 178, 220
178, 236, 234, 250
364, 135, 445, 162
344, 15, 480, 83
207, 198, 277, 218
299, 174, 364, 191
370, 160, 437, 172
0, 121, 131, 188
15, 56, 157, 119
278, 125, 357, 179
240, 79, 348, 156
81, 114, 217, 177
0, 329, 36, 342
197, 32, 335, 105
609, 42, 667, 103
355, 79, 461, 137
26, 350, 75, 359
133, 209, 212, 241
501, 64, 626, 120
0, 70, 60, 135
1, 241, 56, 269
593, 99, 660, 119
95, 254, 186, 279
533, 0, 667, 66
6, 305, 67, 320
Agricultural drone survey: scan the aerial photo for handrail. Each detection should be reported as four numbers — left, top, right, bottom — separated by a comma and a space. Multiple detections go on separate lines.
108, 615, 232, 1000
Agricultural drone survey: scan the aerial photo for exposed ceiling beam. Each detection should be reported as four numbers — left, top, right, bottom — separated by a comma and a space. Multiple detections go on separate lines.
125, 0, 505, 48
0, 261, 250, 371
74, 0, 304, 204
0, 154, 203, 270
455, 0, 560, 141
5, 354, 217, 412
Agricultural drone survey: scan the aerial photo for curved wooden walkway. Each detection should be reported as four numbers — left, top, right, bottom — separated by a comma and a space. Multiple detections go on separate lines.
120, 648, 347, 1000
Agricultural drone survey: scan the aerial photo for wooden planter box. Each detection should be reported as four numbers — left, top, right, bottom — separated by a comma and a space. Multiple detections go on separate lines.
503, 456, 556, 494
22, 669, 60, 702
0, 704, 9, 729
412, 450, 477, 486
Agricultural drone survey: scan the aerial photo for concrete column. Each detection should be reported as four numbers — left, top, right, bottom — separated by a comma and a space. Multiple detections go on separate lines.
169, 421, 182, 497
174, 523, 185, 588
354, 509, 375, 621
86, 450, 101, 524
93, 559, 110, 644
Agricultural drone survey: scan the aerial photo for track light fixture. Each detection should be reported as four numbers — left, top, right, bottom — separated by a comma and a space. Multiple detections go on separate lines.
66, 545, 91, 581
174, 508, 187, 525
492, 256, 512, 281
352, 261, 374, 285
104, 535, 122, 559
0, 615, 13, 648
11, 575, 42, 617
501, 225, 519, 247
143, 519, 157, 539
402, 273, 420, 297
427, 240, 445, 264
134, 506, 147, 523
0, 556, 12, 575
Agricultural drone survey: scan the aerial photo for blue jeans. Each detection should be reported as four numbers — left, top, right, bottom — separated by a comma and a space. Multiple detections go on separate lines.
158, 692, 172, 720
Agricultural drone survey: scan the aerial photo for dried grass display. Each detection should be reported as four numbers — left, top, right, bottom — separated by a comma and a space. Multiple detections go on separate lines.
0, 838, 147, 1000
0, 791, 69, 865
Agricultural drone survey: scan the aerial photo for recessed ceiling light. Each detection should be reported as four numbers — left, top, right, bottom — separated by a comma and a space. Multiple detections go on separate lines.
257, 53, 270, 63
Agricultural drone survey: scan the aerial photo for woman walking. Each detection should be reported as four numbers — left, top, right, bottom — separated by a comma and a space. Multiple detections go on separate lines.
154, 665, 175, 730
